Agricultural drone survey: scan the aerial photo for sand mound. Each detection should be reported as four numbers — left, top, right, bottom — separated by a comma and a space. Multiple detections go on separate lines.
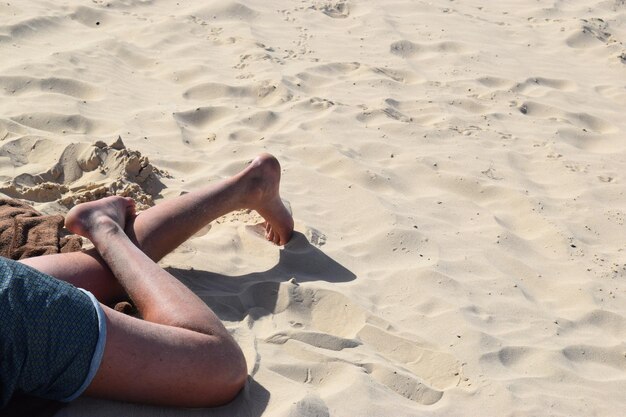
0, 136, 167, 211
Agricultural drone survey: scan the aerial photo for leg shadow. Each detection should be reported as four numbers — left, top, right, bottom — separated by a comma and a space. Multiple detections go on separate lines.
165, 231, 357, 322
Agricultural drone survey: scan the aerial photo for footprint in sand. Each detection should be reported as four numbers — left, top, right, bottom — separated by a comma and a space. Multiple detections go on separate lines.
192, 1, 260, 22
356, 324, 461, 391
517, 101, 615, 133
252, 283, 461, 405
172, 106, 234, 146
594, 85, 626, 105
362, 363, 444, 405
561, 344, 626, 380
371, 66, 423, 84
512, 77, 576, 97
242, 110, 280, 132
357, 97, 449, 126
69, 5, 109, 27
480, 345, 553, 378
10, 112, 102, 136
0, 76, 101, 100
173, 106, 233, 130
310, 1, 350, 19
288, 393, 330, 417
566, 18, 614, 49
390, 40, 468, 59
183, 80, 292, 107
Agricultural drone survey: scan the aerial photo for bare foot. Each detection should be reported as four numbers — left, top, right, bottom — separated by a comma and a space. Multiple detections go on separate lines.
240, 154, 294, 245
65, 196, 136, 242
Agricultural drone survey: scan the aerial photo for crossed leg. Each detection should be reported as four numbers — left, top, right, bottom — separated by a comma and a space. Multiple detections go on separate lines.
18, 154, 294, 406
20, 153, 294, 304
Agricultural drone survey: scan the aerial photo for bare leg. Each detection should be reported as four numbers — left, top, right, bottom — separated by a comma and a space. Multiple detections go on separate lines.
65, 196, 247, 406
128, 152, 293, 259
19, 153, 294, 303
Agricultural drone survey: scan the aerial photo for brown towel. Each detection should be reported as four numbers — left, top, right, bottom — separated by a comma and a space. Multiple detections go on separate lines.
0, 199, 136, 317
0, 198, 82, 260
0, 198, 83, 414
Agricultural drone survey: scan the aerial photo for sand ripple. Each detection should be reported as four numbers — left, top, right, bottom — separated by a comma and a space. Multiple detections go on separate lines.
1, 0, 625, 416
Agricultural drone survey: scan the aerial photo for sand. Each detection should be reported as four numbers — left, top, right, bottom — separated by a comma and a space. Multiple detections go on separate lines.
1, 0, 625, 416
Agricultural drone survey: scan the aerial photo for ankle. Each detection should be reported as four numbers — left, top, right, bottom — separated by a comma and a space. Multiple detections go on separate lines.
86, 216, 124, 243
237, 156, 280, 209
240, 174, 266, 209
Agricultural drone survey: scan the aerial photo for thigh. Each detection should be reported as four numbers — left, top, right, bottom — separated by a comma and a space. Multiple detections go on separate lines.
18, 250, 125, 304
84, 305, 246, 407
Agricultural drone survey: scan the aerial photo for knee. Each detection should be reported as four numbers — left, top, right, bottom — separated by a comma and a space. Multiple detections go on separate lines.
219, 349, 248, 404
201, 336, 248, 406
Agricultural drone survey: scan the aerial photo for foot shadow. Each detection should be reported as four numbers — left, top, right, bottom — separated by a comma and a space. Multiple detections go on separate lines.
166, 231, 357, 321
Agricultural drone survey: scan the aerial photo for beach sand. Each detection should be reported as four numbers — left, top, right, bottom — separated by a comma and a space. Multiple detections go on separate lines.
1, 0, 625, 416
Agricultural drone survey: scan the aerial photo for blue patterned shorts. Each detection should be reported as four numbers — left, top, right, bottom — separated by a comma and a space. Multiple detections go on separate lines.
0, 258, 106, 407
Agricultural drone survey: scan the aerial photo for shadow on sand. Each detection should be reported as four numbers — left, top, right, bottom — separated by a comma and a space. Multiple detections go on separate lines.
51, 379, 271, 417
28, 231, 353, 417
166, 231, 357, 321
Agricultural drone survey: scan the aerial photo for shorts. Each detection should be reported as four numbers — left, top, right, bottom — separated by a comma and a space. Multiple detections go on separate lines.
0, 258, 107, 407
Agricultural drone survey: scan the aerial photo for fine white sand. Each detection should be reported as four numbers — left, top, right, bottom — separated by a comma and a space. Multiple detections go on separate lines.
2, 1, 625, 416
